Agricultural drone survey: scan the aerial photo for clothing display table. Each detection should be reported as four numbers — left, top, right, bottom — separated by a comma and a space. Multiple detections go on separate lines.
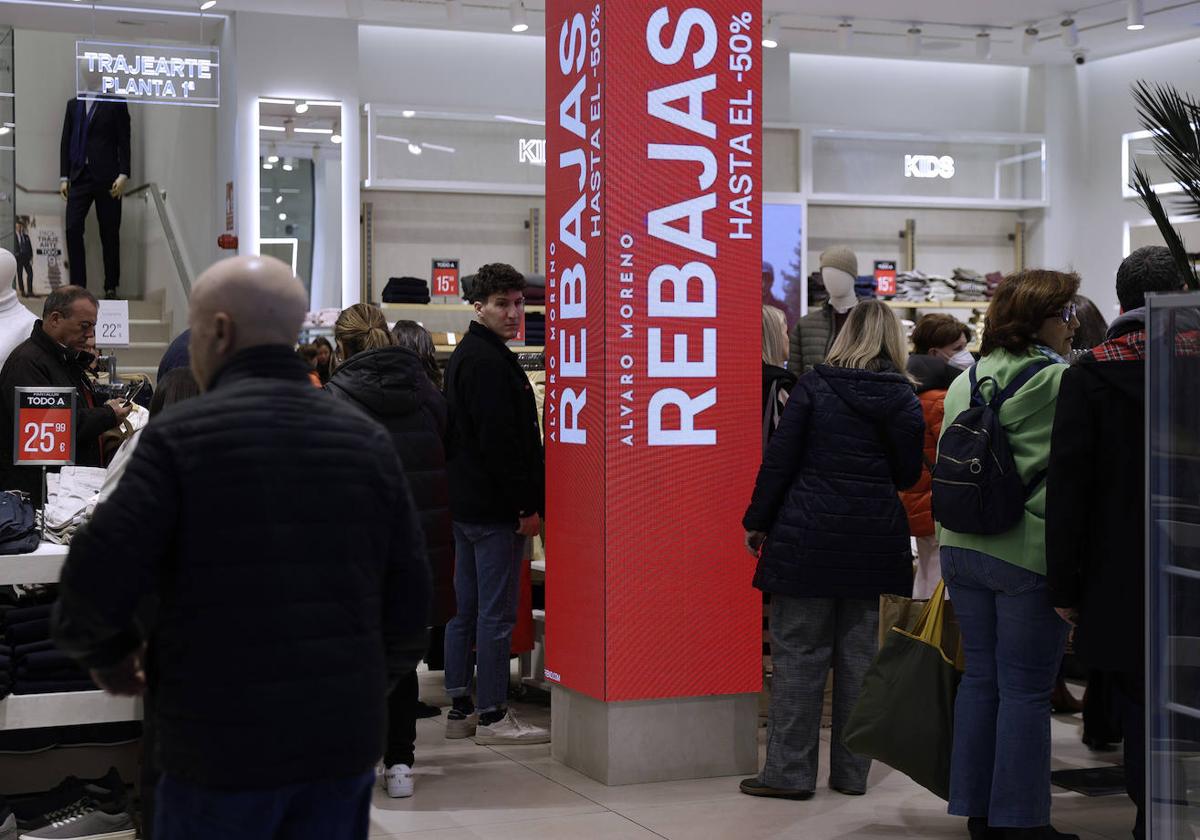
0, 542, 142, 730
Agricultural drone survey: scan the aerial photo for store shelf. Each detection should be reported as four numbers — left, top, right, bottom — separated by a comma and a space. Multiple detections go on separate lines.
886, 301, 990, 310
0, 692, 142, 731
0, 543, 69, 587
380, 303, 546, 314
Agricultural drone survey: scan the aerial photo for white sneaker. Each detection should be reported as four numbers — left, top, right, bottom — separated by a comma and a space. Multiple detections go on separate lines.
473, 709, 551, 745
384, 764, 414, 799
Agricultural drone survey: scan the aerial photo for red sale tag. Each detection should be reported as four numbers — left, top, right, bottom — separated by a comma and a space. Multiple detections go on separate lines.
431, 258, 460, 297
13, 387, 76, 466
874, 260, 898, 298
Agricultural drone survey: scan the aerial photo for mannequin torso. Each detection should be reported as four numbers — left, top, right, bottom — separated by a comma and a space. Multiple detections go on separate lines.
0, 250, 37, 368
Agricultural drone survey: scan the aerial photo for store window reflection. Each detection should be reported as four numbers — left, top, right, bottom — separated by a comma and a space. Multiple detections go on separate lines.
258, 98, 341, 308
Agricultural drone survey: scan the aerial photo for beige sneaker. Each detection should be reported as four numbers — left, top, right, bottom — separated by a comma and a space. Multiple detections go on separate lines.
445, 709, 478, 739
473, 709, 550, 745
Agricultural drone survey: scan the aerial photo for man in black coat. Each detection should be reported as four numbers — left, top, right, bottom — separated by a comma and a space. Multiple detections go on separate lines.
443, 263, 547, 745
52, 255, 431, 839
1046, 246, 1190, 840
0, 286, 130, 497
60, 95, 131, 297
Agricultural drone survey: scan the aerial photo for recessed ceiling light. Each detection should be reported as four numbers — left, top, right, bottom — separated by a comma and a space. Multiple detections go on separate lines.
402, 109, 415, 118
199, 0, 216, 9
295, 101, 309, 114
510, 0, 528, 33
408, 143, 423, 156
262, 161, 273, 170
331, 121, 342, 144
275, 195, 283, 205
278, 212, 287, 221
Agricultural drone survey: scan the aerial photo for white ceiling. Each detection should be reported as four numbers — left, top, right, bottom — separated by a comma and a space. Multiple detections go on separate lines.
2, 0, 1199, 65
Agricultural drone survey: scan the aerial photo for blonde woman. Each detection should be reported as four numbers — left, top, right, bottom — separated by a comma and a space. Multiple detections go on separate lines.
761, 305, 795, 447
742, 299, 925, 801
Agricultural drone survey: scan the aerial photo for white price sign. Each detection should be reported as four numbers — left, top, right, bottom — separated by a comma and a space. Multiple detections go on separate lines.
96, 299, 130, 347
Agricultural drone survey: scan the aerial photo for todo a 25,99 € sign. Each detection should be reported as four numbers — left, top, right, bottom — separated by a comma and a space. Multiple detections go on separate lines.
13, 387, 76, 467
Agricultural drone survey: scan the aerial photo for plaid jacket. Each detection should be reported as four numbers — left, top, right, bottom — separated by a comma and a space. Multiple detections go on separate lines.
1089, 327, 1200, 362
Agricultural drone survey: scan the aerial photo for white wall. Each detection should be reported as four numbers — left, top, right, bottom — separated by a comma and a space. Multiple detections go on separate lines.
359, 26, 543, 115
231, 11, 360, 306
788, 54, 1032, 132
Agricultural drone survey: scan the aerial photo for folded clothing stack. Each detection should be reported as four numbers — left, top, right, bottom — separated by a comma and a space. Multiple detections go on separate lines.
0, 599, 96, 695
986, 271, 1004, 298
382, 277, 432, 305
927, 276, 956, 302
7, 767, 136, 839
43, 467, 107, 546
524, 286, 545, 305
896, 270, 930, 303
524, 313, 545, 346
952, 268, 990, 302
0, 491, 38, 556
855, 275, 875, 299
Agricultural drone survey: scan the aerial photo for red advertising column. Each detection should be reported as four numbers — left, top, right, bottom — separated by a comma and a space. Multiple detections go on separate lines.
546, 0, 762, 783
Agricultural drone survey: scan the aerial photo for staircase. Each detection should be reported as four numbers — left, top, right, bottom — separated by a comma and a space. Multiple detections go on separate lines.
22, 291, 174, 385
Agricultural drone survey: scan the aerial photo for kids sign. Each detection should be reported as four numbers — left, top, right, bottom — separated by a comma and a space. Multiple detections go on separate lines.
76, 41, 220, 108
13, 388, 76, 467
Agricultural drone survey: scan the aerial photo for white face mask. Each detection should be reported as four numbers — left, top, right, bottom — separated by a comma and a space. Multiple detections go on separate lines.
947, 349, 975, 370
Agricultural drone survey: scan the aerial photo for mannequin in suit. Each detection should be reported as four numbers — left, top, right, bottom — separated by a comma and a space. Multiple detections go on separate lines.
13, 219, 33, 297
59, 94, 131, 299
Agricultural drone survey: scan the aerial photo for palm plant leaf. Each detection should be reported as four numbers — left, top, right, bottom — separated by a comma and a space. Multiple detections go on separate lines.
1131, 81, 1200, 289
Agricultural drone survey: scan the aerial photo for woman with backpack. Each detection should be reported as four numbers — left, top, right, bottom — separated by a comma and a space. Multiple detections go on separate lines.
741, 299, 924, 801
933, 270, 1081, 840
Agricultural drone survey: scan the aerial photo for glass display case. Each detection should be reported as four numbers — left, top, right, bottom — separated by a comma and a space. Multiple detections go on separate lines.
1147, 290, 1200, 839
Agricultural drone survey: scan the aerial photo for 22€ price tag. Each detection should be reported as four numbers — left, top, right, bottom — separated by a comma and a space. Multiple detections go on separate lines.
96, 299, 131, 348
13, 387, 76, 466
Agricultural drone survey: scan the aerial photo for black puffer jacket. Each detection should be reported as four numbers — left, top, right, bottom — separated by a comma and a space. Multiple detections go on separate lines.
744, 363, 925, 600
53, 346, 431, 789
327, 346, 454, 626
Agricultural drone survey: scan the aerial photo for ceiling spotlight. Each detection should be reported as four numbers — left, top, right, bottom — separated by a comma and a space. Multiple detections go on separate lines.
282, 157, 294, 172
267, 143, 279, 164
836, 19, 853, 50
905, 25, 922, 55
199, 0, 216, 9
1022, 26, 1039, 55
762, 18, 780, 49
0, 126, 11, 136
278, 212, 287, 222
975, 30, 991, 60
1061, 16, 1079, 48
408, 143, 423, 156
331, 121, 342, 144
262, 160, 274, 170
275, 195, 283, 205
295, 100, 309, 114
1127, 0, 1145, 30
402, 109, 415, 118
447, 0, 463, 23
510, 0, 528, 33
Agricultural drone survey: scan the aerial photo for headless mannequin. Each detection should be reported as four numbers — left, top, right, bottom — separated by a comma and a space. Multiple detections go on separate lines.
0, 250, 37, 369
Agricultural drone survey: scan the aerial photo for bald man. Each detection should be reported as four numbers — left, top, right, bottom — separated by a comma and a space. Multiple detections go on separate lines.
53, 256, 431, 840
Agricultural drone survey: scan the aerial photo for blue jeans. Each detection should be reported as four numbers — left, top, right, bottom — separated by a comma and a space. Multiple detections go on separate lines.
154, 771, 373, 840
444, 522, 526, 713
941, 546, 1069, 828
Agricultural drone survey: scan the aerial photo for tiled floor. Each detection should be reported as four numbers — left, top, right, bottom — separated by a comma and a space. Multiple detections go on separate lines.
367, 676, 1136, 840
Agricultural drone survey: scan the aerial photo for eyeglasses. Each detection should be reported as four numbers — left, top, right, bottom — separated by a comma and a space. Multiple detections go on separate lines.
1056, 302, 1077, 324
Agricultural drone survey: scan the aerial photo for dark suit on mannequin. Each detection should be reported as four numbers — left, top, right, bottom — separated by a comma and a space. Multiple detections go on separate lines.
14, 228, 33, 297
59, 96, 131, 295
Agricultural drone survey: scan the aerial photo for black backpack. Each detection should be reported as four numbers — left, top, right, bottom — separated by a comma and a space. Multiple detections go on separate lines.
931, 359, 1052, 535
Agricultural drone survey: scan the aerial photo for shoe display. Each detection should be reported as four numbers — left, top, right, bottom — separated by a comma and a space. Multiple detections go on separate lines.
738, 777, 814, 800
473, 709, 550, 745
12, 769, 126, 831
445, 709, 478, 740
384, 764, 414, 799
17, 800, 134, 839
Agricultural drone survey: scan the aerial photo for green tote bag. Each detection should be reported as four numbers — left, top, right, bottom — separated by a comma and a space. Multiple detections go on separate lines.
843, 581, 963, 801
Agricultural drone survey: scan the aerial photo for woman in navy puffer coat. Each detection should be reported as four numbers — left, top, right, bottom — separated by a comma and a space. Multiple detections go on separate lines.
741, 299, 925, 802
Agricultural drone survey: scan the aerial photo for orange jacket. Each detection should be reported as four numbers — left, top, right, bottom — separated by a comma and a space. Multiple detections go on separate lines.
899, 388, 945, 537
